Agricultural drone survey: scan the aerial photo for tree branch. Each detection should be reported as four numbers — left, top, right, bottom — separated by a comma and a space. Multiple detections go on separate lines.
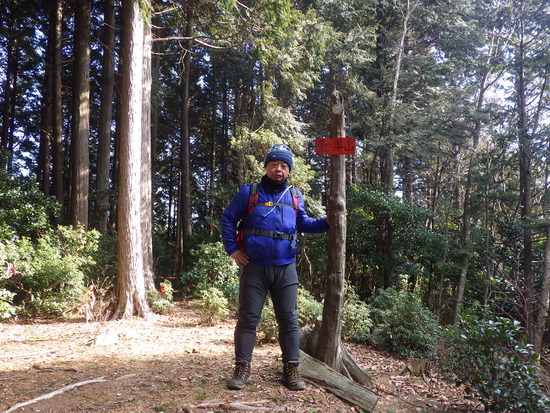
3, 377, 107, 413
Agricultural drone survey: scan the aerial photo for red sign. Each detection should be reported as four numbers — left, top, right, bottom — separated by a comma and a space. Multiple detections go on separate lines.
315, 138, 356, 155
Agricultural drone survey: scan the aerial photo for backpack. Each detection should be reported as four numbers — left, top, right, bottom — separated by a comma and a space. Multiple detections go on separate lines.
236, 182, 300, 250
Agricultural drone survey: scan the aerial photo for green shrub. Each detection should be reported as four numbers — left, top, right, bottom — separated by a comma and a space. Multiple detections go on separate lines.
340, 283, 372, 343
342, 298, 372, 343
296, 287, 323, 325
147, 280, 175, 314
85, 233, 117, 287
196, 286, 230, 324
257, 287, 323, 344
0, 226, 101, 317
0, 171, 60, 240
147, 291, 174, 314
368, 287, 439, 358
181, 242, 239, 303
0, 289, 18, 319
159, 280, 174, 301
440, 313, 549, 413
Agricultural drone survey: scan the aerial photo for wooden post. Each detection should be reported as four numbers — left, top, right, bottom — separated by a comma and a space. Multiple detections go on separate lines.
316, 90, 347, 369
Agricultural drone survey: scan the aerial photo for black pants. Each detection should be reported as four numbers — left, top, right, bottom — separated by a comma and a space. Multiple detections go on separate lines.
234, 261, 299, 364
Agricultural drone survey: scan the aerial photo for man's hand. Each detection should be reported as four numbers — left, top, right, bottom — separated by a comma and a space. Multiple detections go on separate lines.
230, 250, 249, 266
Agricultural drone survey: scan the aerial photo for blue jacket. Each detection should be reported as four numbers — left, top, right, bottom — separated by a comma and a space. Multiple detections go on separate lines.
221, 182, 329, 266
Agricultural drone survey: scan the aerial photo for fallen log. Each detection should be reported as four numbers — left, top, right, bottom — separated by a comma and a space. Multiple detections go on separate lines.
299, 350, 378, 412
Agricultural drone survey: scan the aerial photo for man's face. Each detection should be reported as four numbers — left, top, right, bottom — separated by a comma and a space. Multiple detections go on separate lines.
265, 160, 290, 182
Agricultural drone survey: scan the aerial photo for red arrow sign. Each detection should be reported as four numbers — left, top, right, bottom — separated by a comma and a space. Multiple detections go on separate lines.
315, 138, 356, 155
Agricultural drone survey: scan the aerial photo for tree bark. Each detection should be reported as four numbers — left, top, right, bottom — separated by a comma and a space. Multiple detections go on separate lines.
454, 71, 489, 323
70, 0, 91, 229
113, 0, 152, 320
96, 0, 116, 234
220, 75, 229, 186
111, 74, 122, 232
516, 18, 534, 341
38, 11, 53, 195
534, 226, 550, 354
52, 0, 64, 213
316, 90, 346, 370
1, 21, 17, 171
176, 5, 194, 273
141, 7, 155, 291
208, 64, 218, 235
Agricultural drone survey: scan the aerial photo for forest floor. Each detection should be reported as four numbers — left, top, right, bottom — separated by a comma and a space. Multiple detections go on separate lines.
1, 299, 489, 413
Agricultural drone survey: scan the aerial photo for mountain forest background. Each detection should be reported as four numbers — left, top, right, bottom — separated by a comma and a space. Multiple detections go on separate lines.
1, 0, 550, 407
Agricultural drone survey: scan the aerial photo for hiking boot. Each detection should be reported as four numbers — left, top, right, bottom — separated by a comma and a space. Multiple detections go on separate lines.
282, 362, 306, 391
227, 362, 251, 390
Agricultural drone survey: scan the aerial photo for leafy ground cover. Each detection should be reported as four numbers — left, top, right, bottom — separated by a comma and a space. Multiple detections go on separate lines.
1, 300, 485, 412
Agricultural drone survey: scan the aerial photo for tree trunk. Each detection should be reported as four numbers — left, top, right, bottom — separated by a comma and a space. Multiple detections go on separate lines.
1, 27, 16, 171
111, 76, 122, 232
454, 71, 489, 324
516, 21, 534, 341
96, 0, 116, 234
141, 7, 155, 292
113, 0, 152, 320
221, 77, 229, 186
52, 0, 64, 213
316, 90, 346, 370
38, 12, 53, 195
176, 5, 193, 274
151, 20, 159, 187
534, 226, 550, 354
208, 65, 218, 235
306, 92, 374, 389
70, 0, 91, 229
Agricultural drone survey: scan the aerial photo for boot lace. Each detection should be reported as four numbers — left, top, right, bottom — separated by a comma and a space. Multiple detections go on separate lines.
286, 363, 301, 380
233, 363, 249, 379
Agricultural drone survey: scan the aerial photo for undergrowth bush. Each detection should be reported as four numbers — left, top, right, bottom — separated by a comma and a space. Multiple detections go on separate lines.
196, 286, 229, 324
85, 233, 117, 289
440, 312, 549, 413
0, 226, 100, 316
0, 288, 18, 319
342, 298, 372, 343
368, 287, 439, 358
147, 280, 175, 314
340, 282, 372, 343
0, 171, 60, 240
181, 242, 239, 304
297, 288, 323, 325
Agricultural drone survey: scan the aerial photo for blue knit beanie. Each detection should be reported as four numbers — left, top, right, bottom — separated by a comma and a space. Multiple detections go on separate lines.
264, 144, 293, 171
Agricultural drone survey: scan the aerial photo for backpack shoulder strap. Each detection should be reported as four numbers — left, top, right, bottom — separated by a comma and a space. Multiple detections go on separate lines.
236, 183, 259, 251
289, 186, 300, 213
247, 182, 260, 215
247, 183, 300, 214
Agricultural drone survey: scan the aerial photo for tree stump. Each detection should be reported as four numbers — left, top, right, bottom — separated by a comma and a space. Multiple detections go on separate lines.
399, 358, 431, 379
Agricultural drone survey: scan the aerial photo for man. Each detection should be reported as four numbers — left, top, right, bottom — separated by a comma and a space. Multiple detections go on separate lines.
221, 143, 329, 391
